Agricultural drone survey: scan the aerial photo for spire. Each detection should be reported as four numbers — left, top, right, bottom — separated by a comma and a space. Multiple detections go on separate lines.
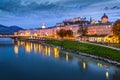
104, 13, 106, 16
90, 17, 92, 22
42, 22, 46, 29
102, 13, 108, 19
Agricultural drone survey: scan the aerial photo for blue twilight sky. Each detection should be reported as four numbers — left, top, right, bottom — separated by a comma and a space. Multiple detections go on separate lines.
0, 0, 120, 29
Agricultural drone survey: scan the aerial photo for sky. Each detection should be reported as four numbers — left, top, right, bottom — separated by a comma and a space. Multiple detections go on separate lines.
0, 0, 120, 29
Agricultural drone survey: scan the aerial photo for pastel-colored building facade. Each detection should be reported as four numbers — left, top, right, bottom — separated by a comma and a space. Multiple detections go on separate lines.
16, 13, 119, 43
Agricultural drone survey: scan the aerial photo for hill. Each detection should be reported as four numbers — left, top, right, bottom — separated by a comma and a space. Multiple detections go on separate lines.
0, 24, 23, 35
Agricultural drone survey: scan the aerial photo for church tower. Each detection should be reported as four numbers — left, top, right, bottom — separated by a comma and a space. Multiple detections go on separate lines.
101, 13, 108, 23
41, 22, 46, 29
90, 17, 92, 24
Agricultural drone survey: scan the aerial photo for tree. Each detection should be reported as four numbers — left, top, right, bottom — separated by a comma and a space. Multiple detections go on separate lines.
57, 29, 74, 39
66, 30, 73, 37
77, 24, 88, 40
57, 29, 67, 39
112, 20, 120, 43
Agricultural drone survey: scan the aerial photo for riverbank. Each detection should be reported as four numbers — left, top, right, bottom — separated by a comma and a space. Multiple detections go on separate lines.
45, 39, 120, 66
79, 41, 120, 51
89, 42, 120, 49
107, 44, 120, 48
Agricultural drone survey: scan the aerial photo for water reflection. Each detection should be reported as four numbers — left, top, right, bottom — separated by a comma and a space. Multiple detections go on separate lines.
53, 48, 59, 59
13, 40, 120, 80
112, 70, 120, 80
82, 62, 87, 70
14, 45, 18, 55
106, 71, 109, 79
15, 41, 61, 58
14, 41, 113, 70
26, 42, 31, 53
48, 47, 51, 56
66, 52, 69, 62
98, 63, 103, 67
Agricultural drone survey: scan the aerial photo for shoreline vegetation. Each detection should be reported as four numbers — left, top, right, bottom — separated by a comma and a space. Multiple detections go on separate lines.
45, 39, 120, 66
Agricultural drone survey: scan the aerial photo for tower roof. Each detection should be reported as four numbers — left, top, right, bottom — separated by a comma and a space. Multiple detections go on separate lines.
42, 22, 46, 29
101, 13, 108, 19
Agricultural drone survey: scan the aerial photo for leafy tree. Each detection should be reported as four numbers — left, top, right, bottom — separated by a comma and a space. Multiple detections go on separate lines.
112, 20, 120, 43
66, 30, 73, 37
57, 29, 67, 39
77, 24, 88, 40
57, 29, 74, 39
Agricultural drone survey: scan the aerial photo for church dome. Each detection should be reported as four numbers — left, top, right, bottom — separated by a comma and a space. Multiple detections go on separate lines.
101, 13, 108, 19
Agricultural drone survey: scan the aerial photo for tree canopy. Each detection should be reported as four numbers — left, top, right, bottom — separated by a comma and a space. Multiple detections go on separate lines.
77, 24, 88, 36
57, 29, 66, 38
57, 29, 73, 39
66, 30, 73, 37
112, 20, 120, 43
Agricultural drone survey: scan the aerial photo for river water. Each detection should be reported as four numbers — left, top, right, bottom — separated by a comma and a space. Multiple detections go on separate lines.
0, 38, 120, 80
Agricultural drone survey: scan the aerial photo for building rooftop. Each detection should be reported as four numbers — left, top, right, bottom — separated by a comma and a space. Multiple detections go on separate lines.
101, 13, 108, 19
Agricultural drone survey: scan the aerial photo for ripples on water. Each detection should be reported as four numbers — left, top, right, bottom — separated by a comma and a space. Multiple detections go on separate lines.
0, 38, 120, 80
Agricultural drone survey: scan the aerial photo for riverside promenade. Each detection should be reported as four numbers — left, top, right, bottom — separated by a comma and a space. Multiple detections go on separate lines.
79, 41, 120, 51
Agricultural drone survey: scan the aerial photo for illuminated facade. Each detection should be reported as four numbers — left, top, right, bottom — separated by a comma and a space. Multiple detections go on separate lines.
87, 24, 112, 35
16, 14, 118, 43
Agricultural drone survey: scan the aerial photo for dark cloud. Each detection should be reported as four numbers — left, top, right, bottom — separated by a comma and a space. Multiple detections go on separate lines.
0, 0, 108, 13
0, 0, 52, 13
0, 0, 119, 28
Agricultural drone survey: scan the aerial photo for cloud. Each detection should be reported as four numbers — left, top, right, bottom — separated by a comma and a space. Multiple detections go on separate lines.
0, 0, 119, 28
0, 0, 111, 13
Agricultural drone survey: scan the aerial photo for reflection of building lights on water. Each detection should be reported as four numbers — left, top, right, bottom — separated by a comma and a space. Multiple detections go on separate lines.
53, 48, 59, 59
48, 47, 51, 56
31, 43, 33, 50
34, 43, 38, 53
38, 44, 42, 53
25, 43, 31, 53
106, 71, 109, 79
14, 45, 18, 55
18, 41, 25, 46
83, 62, 86, 69
98, 63, 103, 67
17, 41, 20, 46
21, 42, 25, 45
66, 52, 69, 61
45, 46, 48, 55
41, 47, 45, 56
105, 66, 109, 79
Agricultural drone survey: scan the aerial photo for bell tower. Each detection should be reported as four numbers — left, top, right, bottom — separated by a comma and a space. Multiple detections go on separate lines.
42, 22, 46, 29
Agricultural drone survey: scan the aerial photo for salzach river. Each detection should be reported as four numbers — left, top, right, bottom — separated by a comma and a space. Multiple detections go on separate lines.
0, 38, 120, 80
